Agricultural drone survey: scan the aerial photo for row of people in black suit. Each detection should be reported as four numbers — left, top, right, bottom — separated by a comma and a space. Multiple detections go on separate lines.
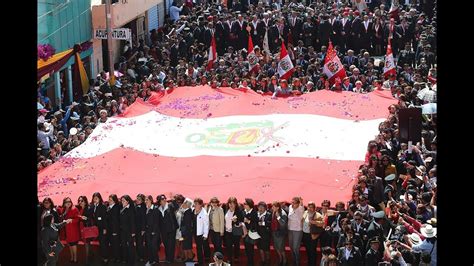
191, 11, 421, 57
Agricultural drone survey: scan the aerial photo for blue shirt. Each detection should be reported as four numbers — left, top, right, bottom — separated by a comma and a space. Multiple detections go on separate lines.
61, 107, 72, 137
412, 239, 437, 266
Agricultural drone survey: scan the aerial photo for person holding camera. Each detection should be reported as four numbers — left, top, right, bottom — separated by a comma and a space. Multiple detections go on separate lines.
41, 213, 72, 266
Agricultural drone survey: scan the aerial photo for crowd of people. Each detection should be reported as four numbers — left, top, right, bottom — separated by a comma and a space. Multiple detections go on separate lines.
38, 0, 437, 265
37, 0, 436, 171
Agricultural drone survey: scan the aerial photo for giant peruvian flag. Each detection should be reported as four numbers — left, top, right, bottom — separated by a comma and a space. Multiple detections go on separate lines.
247, 35, 259, 73
206, 34, 217, 71
38, 87, 396, 204
277, 42, 294, 80
383, 39, 396, 78
323, 41, 346, 84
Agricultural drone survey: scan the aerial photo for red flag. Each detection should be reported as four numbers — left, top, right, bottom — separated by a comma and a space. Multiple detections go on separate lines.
247, 36, 259, 73
383, 39, 396, 78
206, 34, 217, 71
277, 41, 294, 80
322, 41, 346, 84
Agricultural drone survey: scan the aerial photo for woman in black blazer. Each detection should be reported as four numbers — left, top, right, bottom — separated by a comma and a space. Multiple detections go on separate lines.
105, 194, 121, 263
223, 197, 244, 264
119, 195, 136, 264
256, 201, 272, 265
180, 198, 194, 262
157, 194, 179, 263
41, 213, 72, 266
243, 198, 259, 266
89, 192, 108, 264
144, 195, 160, 265
135, 194, 147, 262
40, 197, 60, 227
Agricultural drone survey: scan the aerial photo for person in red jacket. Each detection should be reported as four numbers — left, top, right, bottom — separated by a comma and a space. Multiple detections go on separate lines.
60, 197, 81, 263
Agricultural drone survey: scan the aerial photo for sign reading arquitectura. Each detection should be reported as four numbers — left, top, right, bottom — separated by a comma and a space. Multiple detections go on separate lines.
94, 28, 131, 40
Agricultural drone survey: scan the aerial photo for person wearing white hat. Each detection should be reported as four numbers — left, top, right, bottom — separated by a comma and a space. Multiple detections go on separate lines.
411, 224, 437, 266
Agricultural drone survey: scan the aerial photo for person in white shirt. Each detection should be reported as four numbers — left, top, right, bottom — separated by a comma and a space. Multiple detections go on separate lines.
287, 197, 304, 266
38, 122, 54, 156
193, 198, 210, 265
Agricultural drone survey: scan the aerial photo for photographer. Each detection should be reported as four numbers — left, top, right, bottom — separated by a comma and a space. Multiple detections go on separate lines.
41, 213, 73, 266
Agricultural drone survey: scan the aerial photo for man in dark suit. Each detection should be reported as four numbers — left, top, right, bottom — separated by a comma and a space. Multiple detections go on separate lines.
397, 43, 416, 67
288, 10, 303, 45
364, 237, 383, 266
328, 12, 342, 48
318, 15, 332, 50
342, 49, 359, 68
302, 17, 315, 47
248, 15, 261, 47
351, 11, 363, 54
215, 17, 227, 55
337, 238, 363, 266
351, 211, 369, 254
270, 18, 289, 52
231, 14, 248, 50
203, 21, 214, 48
258, 12, 272, 50
340, 11, 352, 52
417, 45, 436, 68
359, 15, 373, 54
157, 194, 178, 263
384, 18, 400, 56
397, 18, 412, 52
367, 168, 385, 210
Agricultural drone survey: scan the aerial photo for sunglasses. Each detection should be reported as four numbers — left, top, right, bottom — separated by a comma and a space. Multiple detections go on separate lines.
355, 218, 361, 221
322, 205, 330, 207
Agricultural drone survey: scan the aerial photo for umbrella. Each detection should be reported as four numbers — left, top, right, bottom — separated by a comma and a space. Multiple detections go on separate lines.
421, 103, 437, 114
97, 71, 124, 79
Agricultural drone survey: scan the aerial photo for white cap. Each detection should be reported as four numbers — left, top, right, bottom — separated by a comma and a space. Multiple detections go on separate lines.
69, 127, 78, 136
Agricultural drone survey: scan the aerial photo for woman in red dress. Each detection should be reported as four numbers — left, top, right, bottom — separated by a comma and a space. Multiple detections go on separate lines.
61, 197, 81, 263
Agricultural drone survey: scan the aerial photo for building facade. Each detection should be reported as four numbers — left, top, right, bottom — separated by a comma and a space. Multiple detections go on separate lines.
38, 0, 93, 108
91, 0, 165, 77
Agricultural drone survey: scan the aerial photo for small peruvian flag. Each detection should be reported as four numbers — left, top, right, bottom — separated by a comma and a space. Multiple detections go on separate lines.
206, 34, 217, 71
383, 39, 396, 78
322, 41, 346, 84
247, 35, 259, 73
277, 41, 294, 80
